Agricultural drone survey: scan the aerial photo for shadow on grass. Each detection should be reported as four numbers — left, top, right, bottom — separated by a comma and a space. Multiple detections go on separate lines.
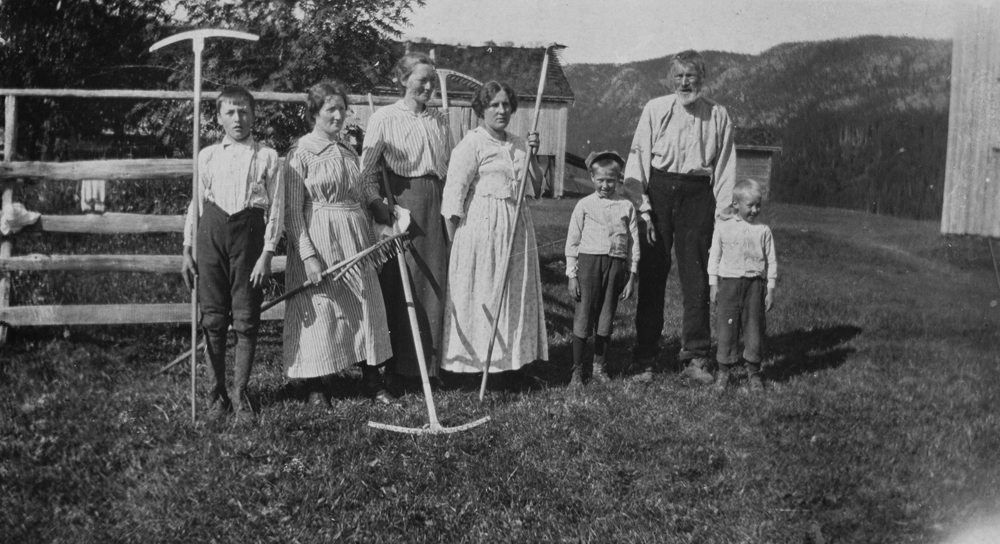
766, 325, 862, 382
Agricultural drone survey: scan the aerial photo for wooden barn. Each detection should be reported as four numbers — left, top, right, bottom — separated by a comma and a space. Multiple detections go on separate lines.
351, 42, 576, 197
942, 2, 1000, 238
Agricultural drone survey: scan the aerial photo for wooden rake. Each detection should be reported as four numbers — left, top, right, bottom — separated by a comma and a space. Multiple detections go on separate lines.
479, 43, 566, 402
365, 87, 488, 434
159, 233, 411, 374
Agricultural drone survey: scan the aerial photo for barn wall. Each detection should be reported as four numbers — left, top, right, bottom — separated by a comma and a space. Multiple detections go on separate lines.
942, 2, 1000, 238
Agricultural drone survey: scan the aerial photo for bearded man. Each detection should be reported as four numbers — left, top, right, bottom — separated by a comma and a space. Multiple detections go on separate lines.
624, 49, 736, 384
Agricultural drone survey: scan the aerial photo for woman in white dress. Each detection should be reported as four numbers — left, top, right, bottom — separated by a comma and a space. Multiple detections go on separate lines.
440, 81, 548, 375
283, 81, 393, 405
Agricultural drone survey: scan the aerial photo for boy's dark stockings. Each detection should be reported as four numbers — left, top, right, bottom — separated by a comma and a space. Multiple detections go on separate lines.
232, 331, 256, 413
205, 328, 229, 401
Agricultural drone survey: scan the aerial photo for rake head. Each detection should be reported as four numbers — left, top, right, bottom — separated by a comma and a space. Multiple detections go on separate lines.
544, 43, 568, 81
437, 68, 484, 92
332, 232, 412, 284
368, 416, 491, 435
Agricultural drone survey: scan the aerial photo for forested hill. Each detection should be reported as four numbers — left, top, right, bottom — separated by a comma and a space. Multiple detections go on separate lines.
564, 36, 952, 219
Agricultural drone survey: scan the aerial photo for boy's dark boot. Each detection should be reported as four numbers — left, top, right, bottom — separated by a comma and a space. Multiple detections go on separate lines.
231, 332, 257, 423
713, 362, 732, 392
747, 362, 764, 392
204, 328, 230, 421
591, 335, 611, 384
569, 335, 586, 389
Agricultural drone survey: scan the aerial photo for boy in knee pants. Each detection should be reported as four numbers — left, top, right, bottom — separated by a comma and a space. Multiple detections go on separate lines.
565, 151, 639, 387
180, 86, 284, 421
708, 179, 776, 391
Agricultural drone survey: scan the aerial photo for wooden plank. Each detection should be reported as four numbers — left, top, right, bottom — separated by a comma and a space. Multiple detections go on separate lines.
0, 253, 287, 273
1, 95, 16, 345
29, 213, 185, 234
0, 159, 192, 181
0, 88, 475, 108
0, 302, 286, 326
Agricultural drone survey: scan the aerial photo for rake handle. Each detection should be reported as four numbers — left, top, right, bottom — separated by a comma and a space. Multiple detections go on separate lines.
478, 46, 552, 401
380, 163, 441, 429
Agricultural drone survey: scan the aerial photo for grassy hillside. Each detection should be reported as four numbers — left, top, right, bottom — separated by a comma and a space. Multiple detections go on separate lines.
2, 200, 998, 543
564, 36, 952, 219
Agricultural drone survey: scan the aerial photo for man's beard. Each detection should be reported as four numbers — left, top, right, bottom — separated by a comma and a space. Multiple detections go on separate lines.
677, 87, 701, 106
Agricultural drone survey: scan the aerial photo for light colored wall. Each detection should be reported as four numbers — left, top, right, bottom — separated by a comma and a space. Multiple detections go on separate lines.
942, 2, 1000, 237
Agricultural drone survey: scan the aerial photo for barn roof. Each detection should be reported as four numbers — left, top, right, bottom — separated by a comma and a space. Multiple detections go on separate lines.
373, 42, 575, 104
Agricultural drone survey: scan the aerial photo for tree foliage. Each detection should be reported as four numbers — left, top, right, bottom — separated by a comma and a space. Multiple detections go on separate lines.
1, 0, 423, 158
145, 0, 422, 153
0, 0, 170, 159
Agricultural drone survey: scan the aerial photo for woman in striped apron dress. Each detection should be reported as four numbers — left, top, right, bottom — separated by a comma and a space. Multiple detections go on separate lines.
283, 81, 393, 406
360, 52, 451, 388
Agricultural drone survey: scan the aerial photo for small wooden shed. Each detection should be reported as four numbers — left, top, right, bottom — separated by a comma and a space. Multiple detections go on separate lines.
735, 145, 781, 199
352, 42, 575, 197
942, 2, 1000, 238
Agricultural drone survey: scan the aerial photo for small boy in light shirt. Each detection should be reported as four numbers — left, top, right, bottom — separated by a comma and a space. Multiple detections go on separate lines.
565, 150, 639, 387
708, 178, 777, 391
180, 85, 284, 422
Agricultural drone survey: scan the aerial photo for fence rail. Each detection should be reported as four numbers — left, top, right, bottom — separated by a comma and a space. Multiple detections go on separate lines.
0, 302, 286, 327
0, 159, 192, 181
0, 254, 288, 274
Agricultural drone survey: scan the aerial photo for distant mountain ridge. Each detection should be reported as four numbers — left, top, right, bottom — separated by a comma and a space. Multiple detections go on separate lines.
564, 36, 952, 219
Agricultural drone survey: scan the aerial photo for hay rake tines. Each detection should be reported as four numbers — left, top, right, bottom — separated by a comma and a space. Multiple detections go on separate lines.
332, 234, 411, 283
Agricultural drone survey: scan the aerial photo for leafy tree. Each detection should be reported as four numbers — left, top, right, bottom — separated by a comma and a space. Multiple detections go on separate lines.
1, 0, 424, 158
147, 0, 424, 153
0, 0, 171, 159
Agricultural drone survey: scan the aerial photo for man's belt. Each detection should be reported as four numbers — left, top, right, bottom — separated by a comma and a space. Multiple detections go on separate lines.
651, 169, 711, 183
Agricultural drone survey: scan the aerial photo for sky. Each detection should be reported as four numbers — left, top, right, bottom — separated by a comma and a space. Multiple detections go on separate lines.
402, 0, 959, 65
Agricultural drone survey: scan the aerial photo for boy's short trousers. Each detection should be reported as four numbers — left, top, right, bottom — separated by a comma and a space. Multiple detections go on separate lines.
716, 276, 766, 365
197, 200, 266, 335
573, 253, 628, 338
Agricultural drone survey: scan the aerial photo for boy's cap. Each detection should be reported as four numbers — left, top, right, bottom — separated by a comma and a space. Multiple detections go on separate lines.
586, 150, 625, 170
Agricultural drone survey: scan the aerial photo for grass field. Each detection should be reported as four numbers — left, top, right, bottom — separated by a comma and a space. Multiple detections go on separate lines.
2, 197, 999, 543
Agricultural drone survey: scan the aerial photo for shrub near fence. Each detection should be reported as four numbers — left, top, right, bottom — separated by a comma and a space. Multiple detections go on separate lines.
0, 88, 472, 346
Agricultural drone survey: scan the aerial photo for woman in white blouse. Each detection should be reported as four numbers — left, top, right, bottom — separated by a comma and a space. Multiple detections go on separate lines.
440, 81, 548, 375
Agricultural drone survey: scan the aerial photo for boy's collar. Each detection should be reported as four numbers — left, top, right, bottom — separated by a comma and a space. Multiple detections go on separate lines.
222, 134, 256, 148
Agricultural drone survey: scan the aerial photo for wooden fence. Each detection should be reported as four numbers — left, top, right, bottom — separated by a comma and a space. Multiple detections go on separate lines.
0, 88, 474, 345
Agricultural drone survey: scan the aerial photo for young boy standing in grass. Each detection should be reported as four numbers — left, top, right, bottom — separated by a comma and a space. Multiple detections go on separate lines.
708, 178, 776, 391
180, 86, 284, 422
565, 151, 639, 387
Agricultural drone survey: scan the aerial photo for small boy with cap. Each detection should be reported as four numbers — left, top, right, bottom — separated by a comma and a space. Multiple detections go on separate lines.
564, 150, 640, 387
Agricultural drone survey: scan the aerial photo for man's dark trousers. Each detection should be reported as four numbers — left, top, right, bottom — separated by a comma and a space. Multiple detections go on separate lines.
635, 169, 715, 363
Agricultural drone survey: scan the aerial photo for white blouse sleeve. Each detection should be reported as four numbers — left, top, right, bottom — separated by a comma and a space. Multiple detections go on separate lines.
441, 134, 481, 219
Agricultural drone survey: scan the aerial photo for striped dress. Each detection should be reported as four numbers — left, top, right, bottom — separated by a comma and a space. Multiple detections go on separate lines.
282, 132, 392, 378
360, 100, 451, 377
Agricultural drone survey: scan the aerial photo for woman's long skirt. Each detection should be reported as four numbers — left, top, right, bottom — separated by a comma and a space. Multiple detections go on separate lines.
378, 172, 449, 377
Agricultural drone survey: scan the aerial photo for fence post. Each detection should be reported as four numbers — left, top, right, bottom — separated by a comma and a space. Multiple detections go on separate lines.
1, 94, 17, 346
